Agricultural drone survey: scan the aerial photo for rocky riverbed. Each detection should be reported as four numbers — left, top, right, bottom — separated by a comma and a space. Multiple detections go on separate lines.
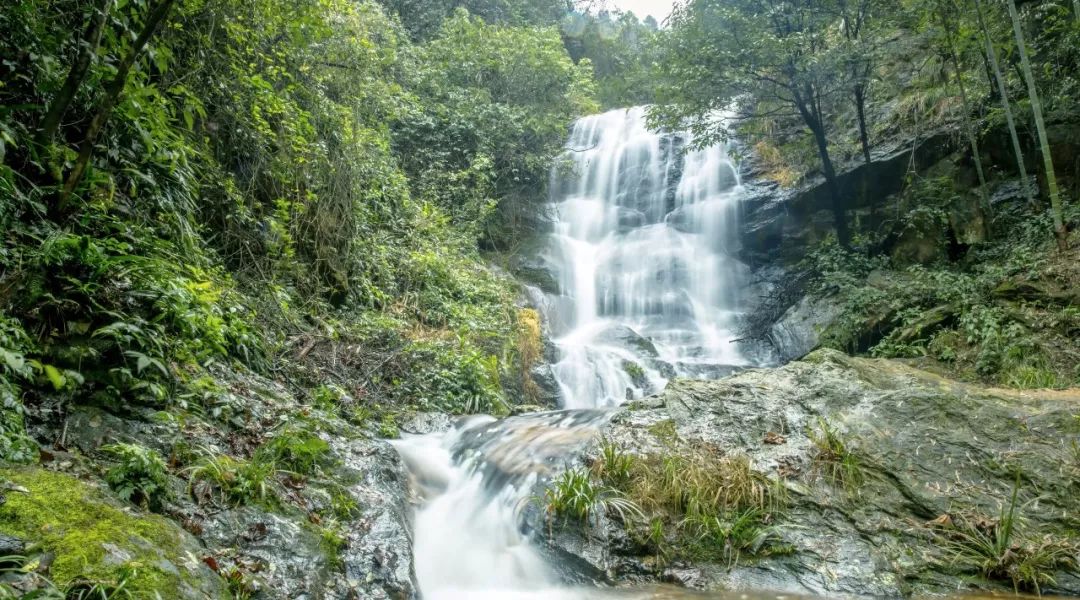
540, 350, 1080, 597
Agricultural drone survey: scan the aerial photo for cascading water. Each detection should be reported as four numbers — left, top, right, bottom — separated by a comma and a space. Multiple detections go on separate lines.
543, 106, 750, 408
393, 107, 753, 598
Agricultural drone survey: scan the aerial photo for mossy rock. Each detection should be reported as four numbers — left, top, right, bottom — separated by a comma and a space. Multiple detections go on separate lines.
0, 467, 225, 598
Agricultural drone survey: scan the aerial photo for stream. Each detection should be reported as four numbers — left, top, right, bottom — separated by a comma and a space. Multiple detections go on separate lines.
393, 107, 760, 599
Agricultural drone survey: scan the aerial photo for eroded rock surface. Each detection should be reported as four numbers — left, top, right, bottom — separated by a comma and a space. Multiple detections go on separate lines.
543, 350, 1080, 597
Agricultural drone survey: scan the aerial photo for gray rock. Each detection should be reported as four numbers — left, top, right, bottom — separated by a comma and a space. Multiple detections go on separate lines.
767, 294, 842, 362
592, 324, 659, 357
542, 350, 1080, 597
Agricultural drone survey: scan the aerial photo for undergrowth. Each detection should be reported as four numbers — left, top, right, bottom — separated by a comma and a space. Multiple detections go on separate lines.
807, 193, 1080, 389
933, 481, 1078, 594
584, 436, 789, 569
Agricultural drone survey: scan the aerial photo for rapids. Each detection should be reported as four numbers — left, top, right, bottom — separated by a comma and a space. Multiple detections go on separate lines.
393, 107, 755, 598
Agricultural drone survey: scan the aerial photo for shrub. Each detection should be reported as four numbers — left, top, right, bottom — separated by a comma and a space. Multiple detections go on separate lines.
187, 452, 276, 506
937, 483, 1077, 594
259, 426, 331, 475
544, 469, 642, 526
102, 443, 171, 511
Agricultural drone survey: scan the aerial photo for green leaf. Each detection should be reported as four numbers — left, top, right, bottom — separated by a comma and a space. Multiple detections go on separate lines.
43, 364, 66, 390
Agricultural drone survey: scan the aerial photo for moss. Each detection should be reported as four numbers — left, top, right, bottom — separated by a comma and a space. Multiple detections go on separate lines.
516, 308, 544, 403
647, 419, 678, 444
0, 467, 224, 597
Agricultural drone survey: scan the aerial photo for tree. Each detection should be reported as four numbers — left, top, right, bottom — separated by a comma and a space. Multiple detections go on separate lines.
376, 0, 571, 39
36, 0, 112, 147
835, 0, 876, 165
654, 0, 852, 246
972, 0, 1036, 209
1005, 0, 1068, 249
59, 0, 178, 211
561, 10, 660, 109
936, 1, 991, 234
394, 10, 598, 245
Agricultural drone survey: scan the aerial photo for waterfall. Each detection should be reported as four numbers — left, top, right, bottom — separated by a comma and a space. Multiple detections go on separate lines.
544, 106, 749, 409
394, 107, 752, 597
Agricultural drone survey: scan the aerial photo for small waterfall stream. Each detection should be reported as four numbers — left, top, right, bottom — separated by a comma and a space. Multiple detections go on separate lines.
393, 107, 754, 598
545, 106, 749, 407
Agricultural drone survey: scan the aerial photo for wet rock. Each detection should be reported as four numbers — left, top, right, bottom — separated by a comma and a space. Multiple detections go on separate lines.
992, 276, 1080, 306
543, 350, 1080, 597
510, 236, 561, 295
616, 207, 647, 232
767, 294, 841, 362
0, 533, 24, 555
334, 439, 416, 600
593, 325, 659, 357
0, 467, 225, 598
530, 363, 563, 406
738, 132, 955, 265
201, 506, 330, 598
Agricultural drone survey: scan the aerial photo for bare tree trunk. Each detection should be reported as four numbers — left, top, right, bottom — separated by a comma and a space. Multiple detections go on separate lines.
813, 124, 850, 248
854, 84, 872, 165
36, 0, 112, 147
973, 0, 1036, 209
794, 86, 850, 247
58, 0, 177, 212
938, 5, 992, 237
1006, 0, 1068, 249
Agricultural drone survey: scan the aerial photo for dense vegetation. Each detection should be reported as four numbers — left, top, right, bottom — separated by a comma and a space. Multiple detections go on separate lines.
0, 0, 1078, 594
0, 0, 609, 463
650, 0, 1080, 389
0, 0, 636, 593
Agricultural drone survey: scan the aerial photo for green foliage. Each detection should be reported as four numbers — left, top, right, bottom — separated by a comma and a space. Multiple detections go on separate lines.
0, 0, 591, 442
0, 553, 137, 599
561, 10, 660, 109
936, 482, 1077, 594
392, 337, 507, 415
544, 468, 642, 525
397, 9, 598, 246
591, 439, 635, 487
681, 507, 786, 568
187, 451, 276, 506
808, 418, 866, 492
102, 443, 170, 511
591, 437, 788, 567
0, 316, 37, 463
258, 425, 331, 475
378, 0, 569, 40
0, 468, 217, 595
806, 189, 1080, 390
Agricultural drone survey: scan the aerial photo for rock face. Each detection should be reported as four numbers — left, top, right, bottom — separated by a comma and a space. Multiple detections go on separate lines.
766, 294, 842, 363
21, 368, 417, 600
738, 132, 955, 266
542, 350, 1080, 597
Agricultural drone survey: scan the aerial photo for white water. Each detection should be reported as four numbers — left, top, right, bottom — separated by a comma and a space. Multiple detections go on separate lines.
394, 107, 752, 599
545, 106, 749, 408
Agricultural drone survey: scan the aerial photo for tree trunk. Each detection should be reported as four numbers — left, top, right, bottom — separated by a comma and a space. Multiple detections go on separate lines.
939, 5, 992, 238
813, 125, 850, 248
973, 0, 1036, 209
793, 87, 850, 247
1006, 0, 1068, 249
854, 84, 872, 165
36, 0, 111, 147
58, 0, 177, 212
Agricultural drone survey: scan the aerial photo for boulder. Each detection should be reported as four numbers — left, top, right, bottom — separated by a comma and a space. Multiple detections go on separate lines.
541, 350, 1080, 597
767, 294, 842, 362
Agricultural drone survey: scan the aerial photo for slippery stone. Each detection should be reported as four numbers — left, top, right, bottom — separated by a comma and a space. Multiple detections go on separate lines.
542, 350, 1080, 597
766, 294, 841, 362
